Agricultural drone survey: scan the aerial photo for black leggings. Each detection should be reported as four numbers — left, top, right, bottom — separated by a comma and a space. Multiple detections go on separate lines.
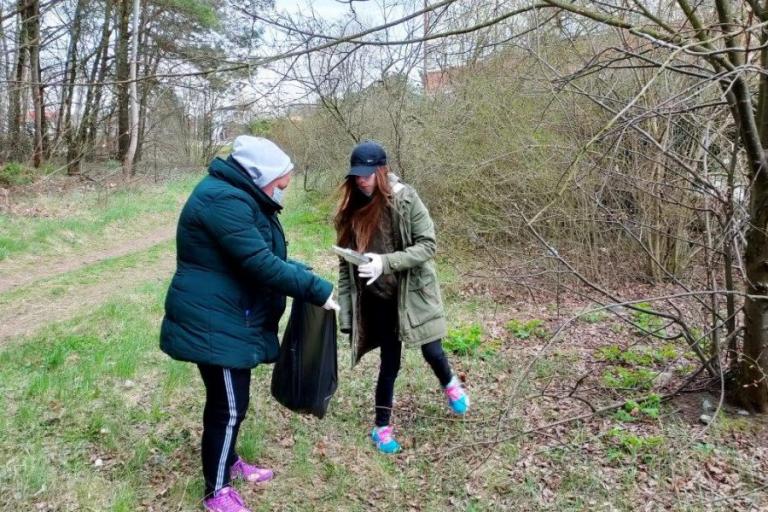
375, 337, 453, 426
198, 364, 251, 497
362, 292, 453, 426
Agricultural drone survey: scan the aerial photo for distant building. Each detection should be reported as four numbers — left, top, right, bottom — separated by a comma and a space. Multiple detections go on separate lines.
25, 108, 58, 123
422, 68, 460, 95
24, 108, 58, 134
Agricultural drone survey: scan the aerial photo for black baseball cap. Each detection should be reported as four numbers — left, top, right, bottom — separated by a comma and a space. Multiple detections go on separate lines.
347, 141, 387, 177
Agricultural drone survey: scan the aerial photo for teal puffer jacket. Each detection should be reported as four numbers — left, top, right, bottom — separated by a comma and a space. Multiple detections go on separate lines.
160, 156, 332, 369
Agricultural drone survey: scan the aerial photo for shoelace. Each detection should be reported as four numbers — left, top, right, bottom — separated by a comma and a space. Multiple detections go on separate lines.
445, 385, 464, 401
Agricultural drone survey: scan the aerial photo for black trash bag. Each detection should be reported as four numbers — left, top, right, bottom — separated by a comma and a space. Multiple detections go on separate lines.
271, 300, 338, 419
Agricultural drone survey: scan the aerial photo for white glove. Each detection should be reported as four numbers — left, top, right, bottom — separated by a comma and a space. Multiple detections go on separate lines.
358, 253, 383, 286
322, 293, 340, 312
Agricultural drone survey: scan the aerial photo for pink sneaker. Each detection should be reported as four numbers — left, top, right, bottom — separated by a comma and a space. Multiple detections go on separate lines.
444, 377, 469, 415
203, 486, 251, 512
231, 457, 274, 484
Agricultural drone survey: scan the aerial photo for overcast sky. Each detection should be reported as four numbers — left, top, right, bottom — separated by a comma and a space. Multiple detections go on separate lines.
275, 0, 355, 20
247, 0, 412, 114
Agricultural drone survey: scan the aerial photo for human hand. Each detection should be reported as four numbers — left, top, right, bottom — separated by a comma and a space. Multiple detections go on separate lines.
358, 253, 383, 285
322, 293, 340, 312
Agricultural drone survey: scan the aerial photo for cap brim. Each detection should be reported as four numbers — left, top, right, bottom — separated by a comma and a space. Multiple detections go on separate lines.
347, 165, 377, 177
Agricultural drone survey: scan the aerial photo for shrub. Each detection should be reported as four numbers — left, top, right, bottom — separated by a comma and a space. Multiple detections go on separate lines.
505, 319, 547, 339
0, 162, 33, 187
582, 310, 608, 324
444, 323, 492, 356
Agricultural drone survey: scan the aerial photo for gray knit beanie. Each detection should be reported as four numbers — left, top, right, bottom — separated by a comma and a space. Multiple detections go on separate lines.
231, 135, 294, 187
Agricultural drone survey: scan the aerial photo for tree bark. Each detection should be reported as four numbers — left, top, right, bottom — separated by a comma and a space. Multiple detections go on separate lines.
115, 0, 130, 162
26, 0, 42, 168
8, 0, 28, 162
57, 0, 85, 151
68, 0, 113, 175
737, 5, 768, 413
122, 0, 139, 176
0, 1, 7, 147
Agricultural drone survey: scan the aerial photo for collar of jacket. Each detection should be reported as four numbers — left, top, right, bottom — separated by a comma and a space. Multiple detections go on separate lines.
208, 156, 283, 214
388, 172, 409, 206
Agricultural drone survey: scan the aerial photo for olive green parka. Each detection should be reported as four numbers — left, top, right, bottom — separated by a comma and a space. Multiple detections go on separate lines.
337, 174, 447, 366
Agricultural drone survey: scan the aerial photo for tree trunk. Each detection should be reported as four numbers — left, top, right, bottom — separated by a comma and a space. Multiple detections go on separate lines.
8, 0, 27, 162
0, 1, 8, 147
122, 0, 140, 176
725, 137, 739, 372
57, 0, 85, 151
740, 169, 768, 412
86, 2, 114, 153
736, 24, 768, 413
27, 0, 43, 168
115, 0, 130, 162
134, 7, 157, 165
68, 0, 113, 175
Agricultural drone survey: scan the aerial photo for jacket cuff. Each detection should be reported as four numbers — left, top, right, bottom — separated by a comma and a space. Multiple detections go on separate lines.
381, 254, 400, 274
311, 279, 333, 307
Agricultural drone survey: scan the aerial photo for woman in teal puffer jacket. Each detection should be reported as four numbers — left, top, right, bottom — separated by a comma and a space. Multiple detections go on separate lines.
160, 136, 339, 512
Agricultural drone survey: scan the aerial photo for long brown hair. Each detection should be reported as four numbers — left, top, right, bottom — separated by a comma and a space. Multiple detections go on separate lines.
334, 167, 393, 252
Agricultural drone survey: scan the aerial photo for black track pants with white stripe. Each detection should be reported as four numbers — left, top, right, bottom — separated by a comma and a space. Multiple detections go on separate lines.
198, 364, 251, 497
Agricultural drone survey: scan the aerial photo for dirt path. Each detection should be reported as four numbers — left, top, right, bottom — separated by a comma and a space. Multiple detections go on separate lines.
0, 224, 176, 295
0, 226, 177, 343
0, 250, 176, 342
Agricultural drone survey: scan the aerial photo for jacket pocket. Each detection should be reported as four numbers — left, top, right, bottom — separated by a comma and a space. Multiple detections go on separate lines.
241, 293, 267, 329
406, 269, 442, 328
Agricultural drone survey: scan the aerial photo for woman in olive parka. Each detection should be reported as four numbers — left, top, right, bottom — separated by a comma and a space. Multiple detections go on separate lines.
160, 135, 339, 512
335, 141, 470, 454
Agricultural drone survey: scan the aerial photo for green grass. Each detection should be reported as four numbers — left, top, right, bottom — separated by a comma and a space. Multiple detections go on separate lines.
505, 318, 547, 339
0, 184, 494, 510
595, 343, 678, 367
614, 394, 662, 423
0, 173, 199, 262
0, 239, 172, 306
0, 161, 36, 187
605, 426, 665, 462
0, 280, 183, 507
0, 181, 765, 511
601, 366, 658, 390
630, 302, 667, 336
